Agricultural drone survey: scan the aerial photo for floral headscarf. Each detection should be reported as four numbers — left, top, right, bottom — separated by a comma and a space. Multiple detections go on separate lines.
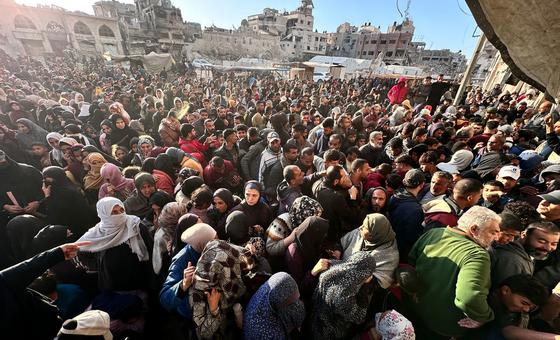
289, 196, 323, 228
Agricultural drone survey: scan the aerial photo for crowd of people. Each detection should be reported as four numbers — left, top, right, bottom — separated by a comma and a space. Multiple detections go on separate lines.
1, 49, 560, 340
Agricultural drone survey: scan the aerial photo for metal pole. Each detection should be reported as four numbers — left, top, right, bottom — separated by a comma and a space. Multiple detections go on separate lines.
453, 33, 486, 106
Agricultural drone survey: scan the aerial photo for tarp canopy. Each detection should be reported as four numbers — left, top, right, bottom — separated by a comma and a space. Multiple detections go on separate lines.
103, 52, 175, 74
466, 0, 560, 98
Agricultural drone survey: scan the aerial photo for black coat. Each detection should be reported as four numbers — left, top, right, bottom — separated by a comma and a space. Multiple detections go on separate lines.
359, 143, 391, 168
315, 186, 364, 241
0, 247, 65, 339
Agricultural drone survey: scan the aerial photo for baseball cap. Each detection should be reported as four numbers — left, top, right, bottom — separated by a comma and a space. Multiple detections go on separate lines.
402, 169, 425, 188
539, 190, 560, 205
58, 310, 112, 340
436, 162, 459, 175
498, 165, 521, 180
267, 131, 280, 143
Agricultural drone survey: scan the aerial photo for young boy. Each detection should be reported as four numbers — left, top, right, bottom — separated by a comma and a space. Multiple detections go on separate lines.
482, 180, 507, 213
480, 274, 555, 339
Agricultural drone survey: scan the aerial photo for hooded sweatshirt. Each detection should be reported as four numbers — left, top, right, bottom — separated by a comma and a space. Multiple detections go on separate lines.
489, 240, 534, 289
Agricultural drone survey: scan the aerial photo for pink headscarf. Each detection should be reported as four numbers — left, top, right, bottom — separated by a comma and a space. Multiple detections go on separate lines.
99, 163, 135, 193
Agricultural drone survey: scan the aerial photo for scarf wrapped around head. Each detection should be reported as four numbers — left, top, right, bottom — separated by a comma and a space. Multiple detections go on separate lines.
46, 132, 64, 164
100, 163, 134, 192
136, 135, 155, 162
180, 222, 216, 253
77, 197, 149, 261
244, 272, 305, 339
192, 240, 247, 330
158, 202, 188, 235
296, 216, 329, 269
361, 214, 395, 251
15, 118, 49, 150
375, 310, 416, 340
289, 196, 323, 228
83, 152, 108, 190
314, 251, 377, 325
172, 213, 201, 255
225, 211, 250, 246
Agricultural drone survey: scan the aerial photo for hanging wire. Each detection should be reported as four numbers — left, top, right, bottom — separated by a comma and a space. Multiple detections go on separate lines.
456, 0, 470, 16
396, 0, 403, 17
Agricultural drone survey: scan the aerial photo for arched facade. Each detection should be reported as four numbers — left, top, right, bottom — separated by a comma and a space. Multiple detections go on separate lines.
74, 21, 92, 35
98, 25, 115, 37
14, 15, 36, 30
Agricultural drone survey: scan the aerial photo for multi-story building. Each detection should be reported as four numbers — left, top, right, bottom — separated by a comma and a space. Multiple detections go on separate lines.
0, 0, 124, 57
471, 39, 499, 85
327, 19, 415, 66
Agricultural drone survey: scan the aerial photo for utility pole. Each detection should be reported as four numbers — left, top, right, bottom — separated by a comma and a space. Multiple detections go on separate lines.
454, 33, 486, 106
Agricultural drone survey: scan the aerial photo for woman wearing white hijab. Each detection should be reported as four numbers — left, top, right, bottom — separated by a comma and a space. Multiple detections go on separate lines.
78, 197, 152, 291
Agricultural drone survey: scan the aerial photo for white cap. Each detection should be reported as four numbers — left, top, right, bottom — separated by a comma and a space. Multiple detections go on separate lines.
58, 310, 112, 340
498, 165, 521, 180
436, 162, 459, 175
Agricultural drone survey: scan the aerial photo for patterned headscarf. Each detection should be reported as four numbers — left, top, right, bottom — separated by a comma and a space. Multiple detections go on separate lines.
312, 251, 377, 339
158, 202, 188, 235
244, 272, 305, 339
289, 196, 323, 228
375, 310, 415, 340
362, 213, 396, 251
191, 240, 247, 335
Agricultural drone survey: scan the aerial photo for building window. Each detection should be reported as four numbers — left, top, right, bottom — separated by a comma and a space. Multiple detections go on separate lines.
371, 40, 377, 44
307, 46, 310, 50
99, 25, 115, 37
389, 40, 396, 44
14, 15, 36, 30
368, 51, 374, 55
307, 21, 311, 25
46, 21, 65, 33
74, 21, 92, 35
380, 40, 386, 44
386, 51, 393, 57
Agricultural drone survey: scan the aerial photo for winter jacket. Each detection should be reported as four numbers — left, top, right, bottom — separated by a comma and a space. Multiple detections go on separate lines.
359, 143, 391, 168
387, 77, 408, 105
258, 147, 281, 184
159, 244, 200, 318
315, 186, 364, 241
240, 141, 266, 180
153, 169, 175, 196
422, 196, 461, 230
489, 241, 534, 289
0, 247, 65, 339
387, 188, 424, 261
277, 180, 302, 215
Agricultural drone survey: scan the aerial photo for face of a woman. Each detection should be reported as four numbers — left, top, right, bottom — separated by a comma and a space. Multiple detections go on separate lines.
140, 183, 156, 198
17, 123, 30, 134
111, 204, 125, 215
101, 125, 112, 134
140, 143, 153, 156
151, 204, 162, 215
213, 196, 228, 213
115, 149, 126, 160
244, 188, 260, 206
48, 138, 60, 148
115, 118, 126, 130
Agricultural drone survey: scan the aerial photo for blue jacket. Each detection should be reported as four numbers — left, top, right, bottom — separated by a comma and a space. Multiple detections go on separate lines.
388, 188, 424, 261
159, 244, 200, 318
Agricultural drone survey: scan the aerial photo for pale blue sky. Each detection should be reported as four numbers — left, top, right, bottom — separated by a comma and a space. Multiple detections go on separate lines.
16, 0, 479, 56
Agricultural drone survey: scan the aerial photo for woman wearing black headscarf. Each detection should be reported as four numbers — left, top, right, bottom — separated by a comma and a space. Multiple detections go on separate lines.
108, 114, 138, 148
208, 188, 239, 239
124, 172, 156, 218
225, 210, 250, 246
39, 166, 98, 236
284, 216, 330, 297
147, 191, 174, 229
231, 181, 273, 230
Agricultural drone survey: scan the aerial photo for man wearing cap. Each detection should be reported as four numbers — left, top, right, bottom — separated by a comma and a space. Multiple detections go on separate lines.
388, 169, 426, 260
257, 131, 282, 184
496, 165, 521, 202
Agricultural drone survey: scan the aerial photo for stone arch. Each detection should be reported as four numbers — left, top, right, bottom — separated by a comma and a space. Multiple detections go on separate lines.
98, 25, 115, 37
14, 15, 36, 30
46, 21, 65, 33
74, 21, 92, 35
